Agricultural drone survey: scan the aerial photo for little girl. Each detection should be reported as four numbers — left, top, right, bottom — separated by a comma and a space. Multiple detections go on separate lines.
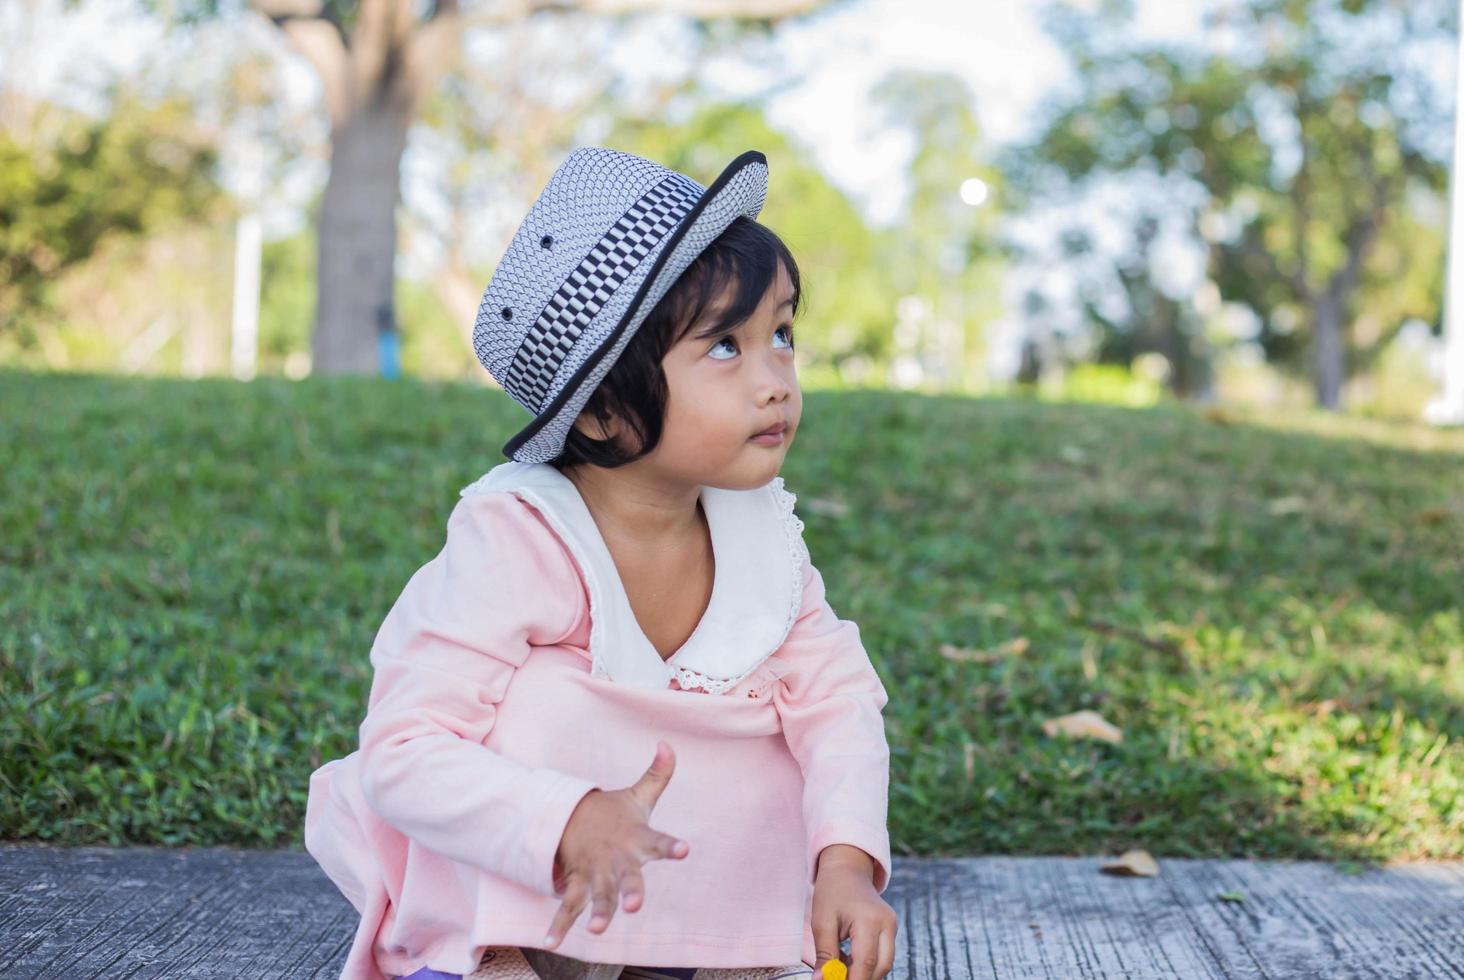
304, 147, 896, 980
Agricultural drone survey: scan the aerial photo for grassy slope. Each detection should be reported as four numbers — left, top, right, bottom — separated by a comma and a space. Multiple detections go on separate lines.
2, 368, 1461, 862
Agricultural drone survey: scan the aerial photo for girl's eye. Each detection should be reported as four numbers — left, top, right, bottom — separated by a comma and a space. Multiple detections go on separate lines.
708, 325, 794, 360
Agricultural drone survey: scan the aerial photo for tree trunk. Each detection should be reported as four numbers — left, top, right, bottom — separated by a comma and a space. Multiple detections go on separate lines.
1312, 294, 1345, 410
1161, 312, 1214, 402
312, 103, 411, 375
1016, 336, 1042, 386
253, 0, 831, 376
254, 0, 826, 377
1154, 295, 1190, 398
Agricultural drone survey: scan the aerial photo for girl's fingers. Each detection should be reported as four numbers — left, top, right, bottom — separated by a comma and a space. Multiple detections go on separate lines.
543, 873, 591, 949
876, 924, 895, 978
848, 923, 879, 980
646, 831, 688, 861
586, 868, 621, 933
810, 911, 842, 977
545, 839, 682, 948
619, 864, 647, 913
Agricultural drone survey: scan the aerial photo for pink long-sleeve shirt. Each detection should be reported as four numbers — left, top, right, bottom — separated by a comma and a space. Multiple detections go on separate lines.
303, 461, 892, 980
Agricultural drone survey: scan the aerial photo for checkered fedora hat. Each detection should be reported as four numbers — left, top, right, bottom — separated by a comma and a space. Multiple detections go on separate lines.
472, 146, 770, 463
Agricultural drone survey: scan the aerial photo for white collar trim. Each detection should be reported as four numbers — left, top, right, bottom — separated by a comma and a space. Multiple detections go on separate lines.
460, 461, 808, 693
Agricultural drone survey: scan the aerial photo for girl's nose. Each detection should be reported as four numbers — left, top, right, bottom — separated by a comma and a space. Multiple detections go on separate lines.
760, 378, 792, 406
758, 357, 794, 403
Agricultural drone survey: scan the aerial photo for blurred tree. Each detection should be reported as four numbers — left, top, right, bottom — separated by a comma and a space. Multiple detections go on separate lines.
608, 99, 897, 372
1074, 215, 1215, 398
1014, 0, 1452, 409
869, 69, 1004, 390
405, 14, 652, 365
0, 93, 222, 346
149, 0, 849, 376
257, 188, 483, 381
404, 28, 890, 383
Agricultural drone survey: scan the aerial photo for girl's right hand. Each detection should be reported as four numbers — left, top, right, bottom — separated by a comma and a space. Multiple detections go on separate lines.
542, 740, 690, 950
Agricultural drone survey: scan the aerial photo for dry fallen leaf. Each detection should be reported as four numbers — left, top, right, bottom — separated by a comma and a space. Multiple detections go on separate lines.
940, 637, 1030, 664
1203, 407, 1236, 425
1266, 495, 1308, 516
802, 496, 851, 518
1100, 849, 1160, 877
940, 643, 998, 664
1059, 444, 1089, 465
1040, 709, 1123, 744
1306, 698, 1339, 719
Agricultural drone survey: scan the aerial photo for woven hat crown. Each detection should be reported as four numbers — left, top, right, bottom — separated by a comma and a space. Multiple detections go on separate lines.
471, 146, 769, 463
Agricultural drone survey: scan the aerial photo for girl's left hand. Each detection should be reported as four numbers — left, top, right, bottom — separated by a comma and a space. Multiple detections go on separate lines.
809, 849, 897, 980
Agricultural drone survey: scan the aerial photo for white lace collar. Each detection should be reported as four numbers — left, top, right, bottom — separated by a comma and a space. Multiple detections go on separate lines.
459, 460, 809, 694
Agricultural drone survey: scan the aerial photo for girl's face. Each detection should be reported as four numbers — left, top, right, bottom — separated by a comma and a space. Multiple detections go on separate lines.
658, 262, 801, 491
578, 262, 802, 493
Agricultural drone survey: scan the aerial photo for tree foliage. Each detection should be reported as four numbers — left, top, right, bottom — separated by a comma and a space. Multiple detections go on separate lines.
869, 69, 1004, 389
606, 100, 898, 369
128, 0, 843, 374
1013, 0, 1452, 408
0, 94, 223, 345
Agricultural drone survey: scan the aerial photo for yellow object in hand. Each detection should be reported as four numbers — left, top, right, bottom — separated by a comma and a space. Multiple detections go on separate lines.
819, 960, 847, 980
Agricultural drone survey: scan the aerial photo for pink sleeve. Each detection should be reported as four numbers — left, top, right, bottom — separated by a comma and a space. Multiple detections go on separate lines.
771, 552, 893, 894
354, 490, 601, 899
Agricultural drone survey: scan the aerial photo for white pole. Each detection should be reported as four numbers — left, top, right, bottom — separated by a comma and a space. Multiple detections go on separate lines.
230, 138, 263, 382
1424, 0, 1464, 426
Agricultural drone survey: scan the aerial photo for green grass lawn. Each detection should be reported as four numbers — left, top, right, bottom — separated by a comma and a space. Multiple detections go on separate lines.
2, 368, 1461, 863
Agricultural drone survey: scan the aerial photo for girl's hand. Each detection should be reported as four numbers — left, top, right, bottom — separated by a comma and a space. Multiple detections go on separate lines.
810, 846, 897, 980
542, 740, 690, 950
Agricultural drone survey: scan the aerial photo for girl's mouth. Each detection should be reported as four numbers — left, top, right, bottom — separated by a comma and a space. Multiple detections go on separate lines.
750, 426, 786, 445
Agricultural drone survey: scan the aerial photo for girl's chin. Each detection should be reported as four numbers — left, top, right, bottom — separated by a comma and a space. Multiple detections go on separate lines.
703, 454, 786, 491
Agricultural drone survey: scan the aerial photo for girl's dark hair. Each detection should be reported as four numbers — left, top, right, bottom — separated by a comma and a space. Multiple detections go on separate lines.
548, 214, 801, 471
